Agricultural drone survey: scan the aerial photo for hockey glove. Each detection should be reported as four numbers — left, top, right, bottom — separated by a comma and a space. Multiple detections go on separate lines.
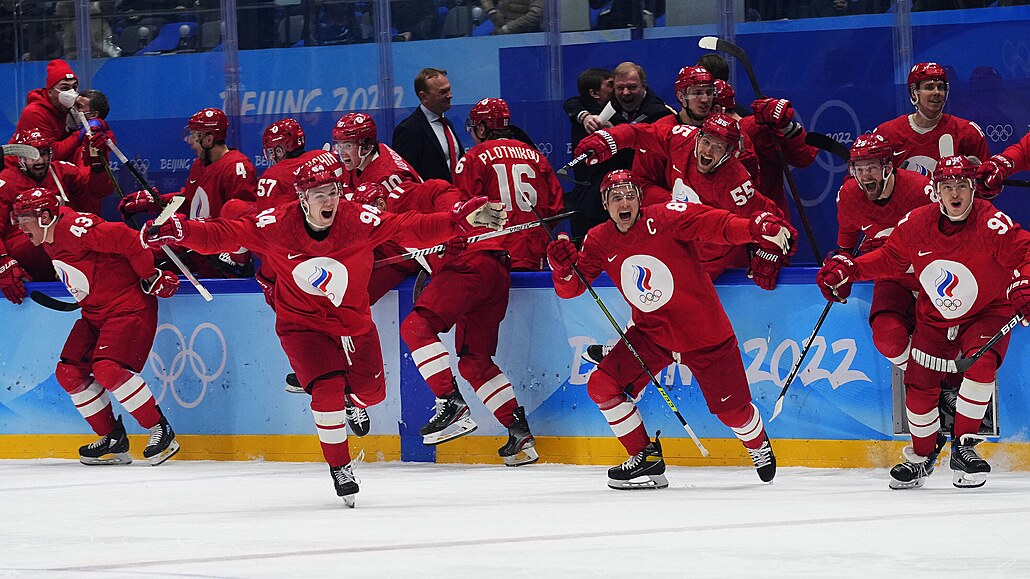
976, 154, 1014, 199
573, 130, 620, 166
547, 233, 578, 280
1007, 275, 1030, 318
141, 269, 180, 298
438, 236, 469, 259
256, 269, 276, 308
859, 235, 887, 254
0, 255, 30, 304
748, 211, 796, 256
119, 189, 173, 217
86, 119, 112, 153
451, 196, 506, 234
140, 214, 188, 248
751, 98, 795, 130
749, 248, 785, 291
816, 254, 857, 303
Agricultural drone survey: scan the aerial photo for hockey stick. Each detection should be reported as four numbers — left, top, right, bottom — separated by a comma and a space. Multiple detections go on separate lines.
72, 110, 213, 302
805, 132, 850, 161
373, 210, 576, 268
770, 237, 864, 421
29, 290, 80, 311
912, 314, 1024, 373
2, 144, 40, 160
26, 197, 187, 313
700, 36, 823, 264
519, 190, 709, 456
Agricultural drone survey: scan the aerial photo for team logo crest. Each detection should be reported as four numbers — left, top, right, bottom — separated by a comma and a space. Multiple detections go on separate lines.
919, 260, 976, 319
620, 255, 673, 313
292, 257, 349, 307
52, 259, 90, 302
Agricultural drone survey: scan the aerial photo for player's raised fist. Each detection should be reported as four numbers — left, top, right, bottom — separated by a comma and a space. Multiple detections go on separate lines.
547, 233, 578, 280
816, 254, 856, 303
140, 214, 188, 248
748, 211, 796, 255
119, 189, 162, 217
574, 130, 620, 165
141, 269, 180, 298
751, 98, 795, 130
451, 196, 506, 233
976, 154, 1014, 199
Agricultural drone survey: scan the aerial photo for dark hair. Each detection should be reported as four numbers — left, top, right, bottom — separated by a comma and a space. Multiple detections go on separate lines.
697, 53, 729, 82
414, 67, 448, 96
82, 89, 110, 119
577, 68, 613, 101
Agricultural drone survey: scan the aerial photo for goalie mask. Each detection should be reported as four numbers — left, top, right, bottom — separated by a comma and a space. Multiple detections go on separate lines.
933, 155, 977, 221
695, 113, 741, 173
294, 154, 345, 230
262, 118, 306, 164
466, 98, 510, 133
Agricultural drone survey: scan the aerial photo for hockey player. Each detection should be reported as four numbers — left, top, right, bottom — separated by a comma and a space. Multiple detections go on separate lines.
0, 128, 115, 298
12, 187, 180, 465
834, 133, 936, 370
874, 63, 989, 177
399, 98, 554, 467
454, 98, 563, 271
119, 108, 257, 278
546, 169, 796, 489
257, 118, 324, 212
741, 95, 819, 217
140, 154, 506, 505
575, 112, 785, 289
976, 131, 1030, 198
817, 156, 1030, 489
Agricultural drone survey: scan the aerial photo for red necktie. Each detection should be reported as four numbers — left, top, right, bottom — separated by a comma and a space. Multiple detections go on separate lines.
440, 118, 459, 175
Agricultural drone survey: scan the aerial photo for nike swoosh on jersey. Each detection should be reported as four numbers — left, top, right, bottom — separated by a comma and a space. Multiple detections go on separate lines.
287, 253, 303, 259
893, 150, 907, 157
918, 250, 932, 256
374, 372, 383, 379
720, 395, 731, 402
607, 255, 617, 262
861, 224, 874, 231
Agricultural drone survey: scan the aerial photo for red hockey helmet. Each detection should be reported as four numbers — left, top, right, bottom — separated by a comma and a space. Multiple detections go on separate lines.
908, 62, 948, 106
675, 65, 714, 94
11, 187, 61, 225
713, 79, 736, 111
332, 112, 377, 145
262, 118, 306, 161
600, 169, 642, 209
933, 155, 978, 186
850, 133, 893, 164
14, 127, 54, 149
294, 152, 345, 196
350, 182, 388, 207
466, 97, 510, 132
699, 113, 741, 152
187, 108, 228, 141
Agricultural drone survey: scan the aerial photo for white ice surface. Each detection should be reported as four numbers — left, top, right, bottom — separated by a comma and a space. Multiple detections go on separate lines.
4, 459, 1030, 577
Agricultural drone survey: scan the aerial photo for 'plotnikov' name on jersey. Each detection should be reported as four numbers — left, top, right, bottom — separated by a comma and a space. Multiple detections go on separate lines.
478, 145, 541, 164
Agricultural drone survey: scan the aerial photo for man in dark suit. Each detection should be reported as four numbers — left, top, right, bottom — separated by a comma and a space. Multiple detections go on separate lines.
392, 68, 464, 183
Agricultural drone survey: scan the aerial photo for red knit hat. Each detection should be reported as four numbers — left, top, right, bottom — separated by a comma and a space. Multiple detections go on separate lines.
46, 59, 77, 89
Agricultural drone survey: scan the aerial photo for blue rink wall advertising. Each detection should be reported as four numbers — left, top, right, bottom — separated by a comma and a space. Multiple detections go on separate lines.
3, 272, 1030, 468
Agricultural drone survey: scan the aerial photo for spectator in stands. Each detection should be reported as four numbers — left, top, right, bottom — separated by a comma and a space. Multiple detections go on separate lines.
393, 68, 464, 183
56, 0, 121, 58
481, 0, 544, 34
303, 0, 359, 46
392, 0, 438, 41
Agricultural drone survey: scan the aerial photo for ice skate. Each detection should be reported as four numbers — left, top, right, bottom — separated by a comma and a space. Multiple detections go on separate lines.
608, 431, 668, 490
143, 413, 180, 466
330, 463, 359, 508
498, 406, 538, 466
346, 398, 371, 437
950, 434, 990, 489
746, 437, 776, 483
285, 372, 305, 394
581, 344, 613, 366
79, 415, 132, 465
420, 388, 477, 445
889, 432, 946, 490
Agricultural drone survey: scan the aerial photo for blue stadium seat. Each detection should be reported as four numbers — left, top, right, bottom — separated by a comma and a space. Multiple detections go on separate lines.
140, 22, 197, 55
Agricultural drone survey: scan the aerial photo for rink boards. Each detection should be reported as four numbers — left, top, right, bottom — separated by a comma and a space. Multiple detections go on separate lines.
3, 270, 1030, 469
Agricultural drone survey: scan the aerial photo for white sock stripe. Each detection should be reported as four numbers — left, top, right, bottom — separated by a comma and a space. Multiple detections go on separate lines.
958, 378, 995, 403
312, 409, 348, 426
315, 424, 349, 444
70, 382, 111, 418
906, 407, 939, 425
955, 398, 990, 420
475, 374, 511, 402
411, 342, 448, 365
416, 355, 451, 381
731, 405, 764, 443
483, 387, 515, 413
600, 402, 635, 424
606, 406, 643, 438
906, 407, 940, 437
111, 375, 154, 412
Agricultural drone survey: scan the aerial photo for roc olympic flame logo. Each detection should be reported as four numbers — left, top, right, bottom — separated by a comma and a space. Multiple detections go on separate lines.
633, 265, 663, 305
934, 268, 963, 311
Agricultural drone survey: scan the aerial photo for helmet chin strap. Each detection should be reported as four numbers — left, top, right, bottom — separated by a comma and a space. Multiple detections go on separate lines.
357, 143, 377, 171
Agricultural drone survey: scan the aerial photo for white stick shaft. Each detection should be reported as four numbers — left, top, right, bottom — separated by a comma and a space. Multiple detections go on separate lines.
599, 101, 616, 122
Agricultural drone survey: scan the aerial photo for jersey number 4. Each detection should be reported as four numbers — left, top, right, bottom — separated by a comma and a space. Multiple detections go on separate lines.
492, 163, 537, 211
69, 215, 95, 237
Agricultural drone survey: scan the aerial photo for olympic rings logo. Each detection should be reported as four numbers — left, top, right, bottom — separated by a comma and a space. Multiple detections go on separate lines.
638, 289, 663, 305
129, 157, 150, 173
934, 297, 962, 311
536, 142, 553, 155
147, 322, 226, 409
985, 124, 1013, 143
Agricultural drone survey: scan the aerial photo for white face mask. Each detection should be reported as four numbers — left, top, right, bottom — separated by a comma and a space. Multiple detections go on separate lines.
57, 89, 79, 108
